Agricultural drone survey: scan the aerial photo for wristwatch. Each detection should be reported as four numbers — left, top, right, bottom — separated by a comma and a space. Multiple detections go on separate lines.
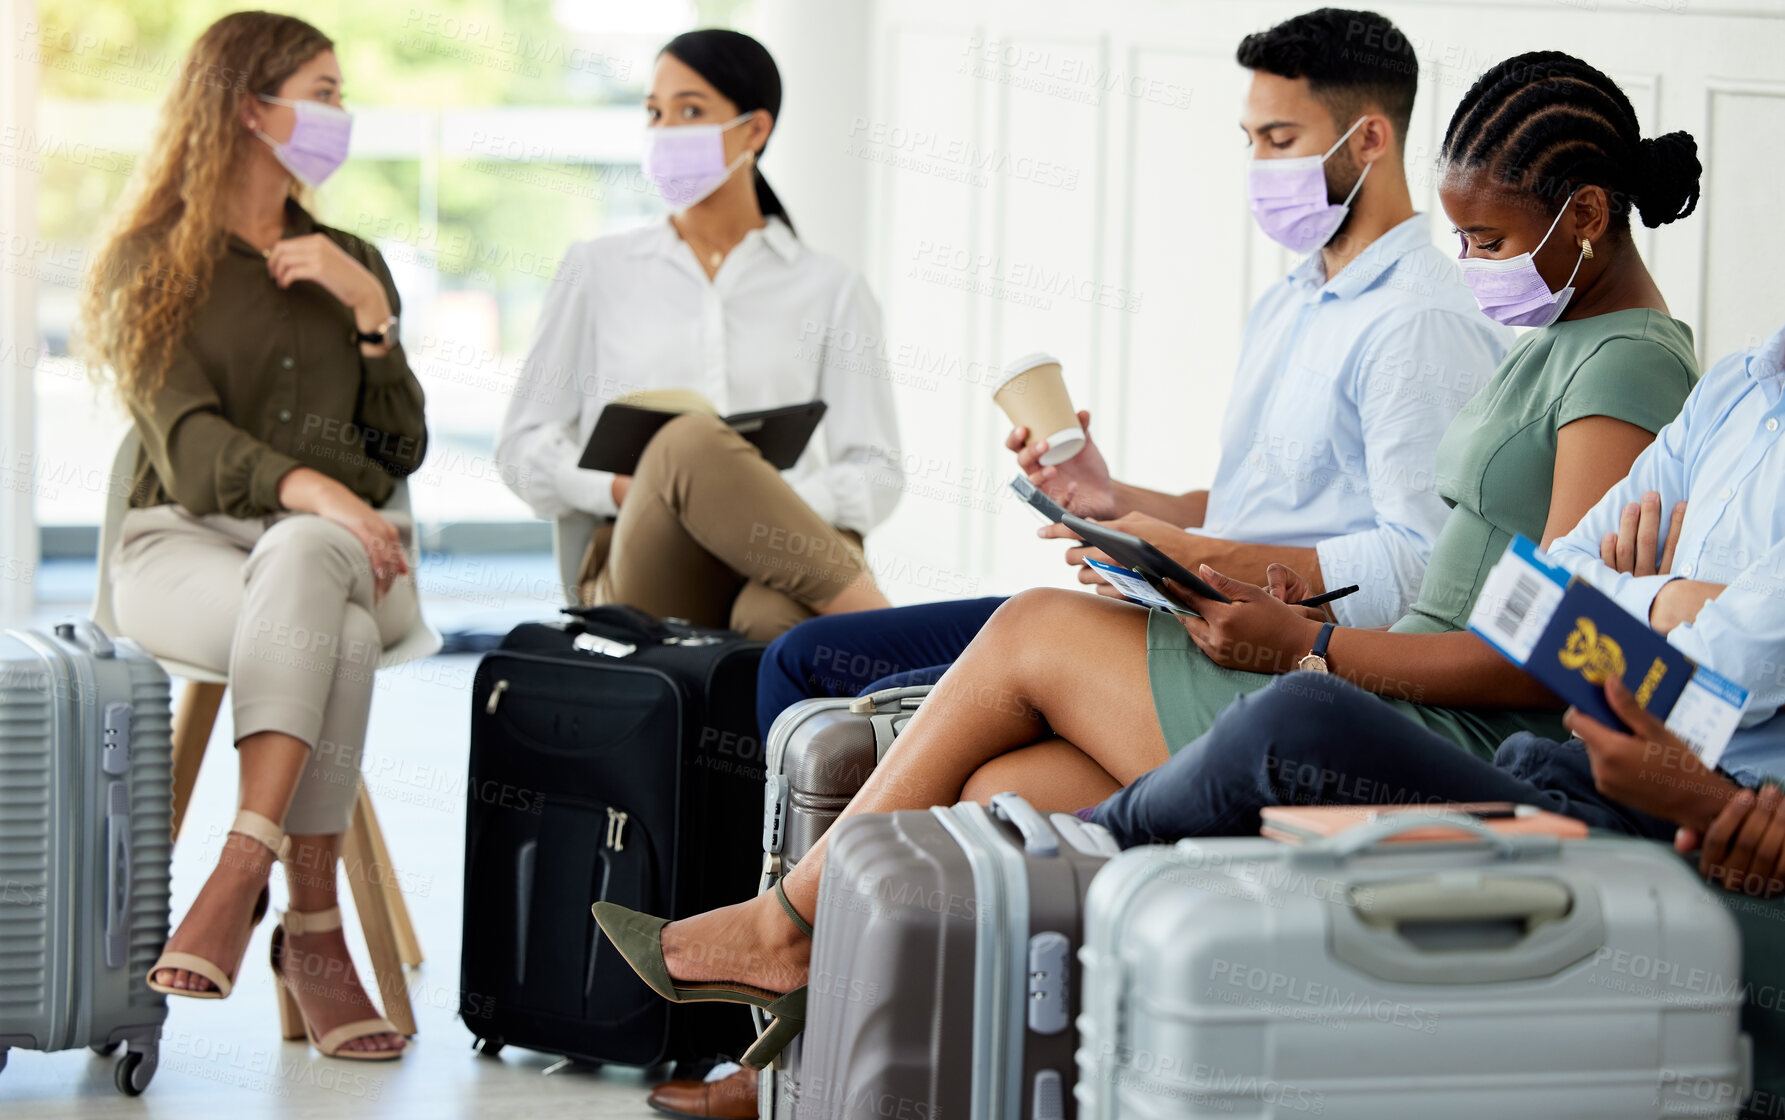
355, 314, 398, 346
1297, 621, 1337, 674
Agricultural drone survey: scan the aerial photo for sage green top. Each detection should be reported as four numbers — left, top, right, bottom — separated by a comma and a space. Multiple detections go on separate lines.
124, 199, 428, 515
1146, 308, 1700, 762
1391, 308, 1698, 635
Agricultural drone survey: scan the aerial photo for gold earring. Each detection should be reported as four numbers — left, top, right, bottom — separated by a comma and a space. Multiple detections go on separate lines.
1580, 237, 1594, 259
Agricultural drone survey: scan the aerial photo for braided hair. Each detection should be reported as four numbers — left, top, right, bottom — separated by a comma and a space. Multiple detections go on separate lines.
1441, 51, 1700, 230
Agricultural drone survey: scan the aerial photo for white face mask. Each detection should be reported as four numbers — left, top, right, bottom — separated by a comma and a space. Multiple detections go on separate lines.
640, 113, 755, 211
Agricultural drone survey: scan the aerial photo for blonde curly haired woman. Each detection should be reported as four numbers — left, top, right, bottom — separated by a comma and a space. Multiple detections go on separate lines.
82, 12, 418, 1059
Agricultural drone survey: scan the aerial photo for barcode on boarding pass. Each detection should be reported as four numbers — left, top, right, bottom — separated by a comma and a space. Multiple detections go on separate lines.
1470, 554, 1566, 663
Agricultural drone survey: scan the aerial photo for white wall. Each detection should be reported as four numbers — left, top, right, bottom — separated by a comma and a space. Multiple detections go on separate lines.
757, 0, 1785, 605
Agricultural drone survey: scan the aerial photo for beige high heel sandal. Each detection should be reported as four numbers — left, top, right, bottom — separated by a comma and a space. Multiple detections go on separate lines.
147, 809, 282, 1000
270, 906, 405, 1061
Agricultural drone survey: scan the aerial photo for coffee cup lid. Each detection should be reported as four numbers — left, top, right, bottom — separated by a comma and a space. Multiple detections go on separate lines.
995, 352, 1062, 395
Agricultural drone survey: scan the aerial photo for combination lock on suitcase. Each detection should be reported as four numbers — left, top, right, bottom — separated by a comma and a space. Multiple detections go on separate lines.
0, 621, 172, 1096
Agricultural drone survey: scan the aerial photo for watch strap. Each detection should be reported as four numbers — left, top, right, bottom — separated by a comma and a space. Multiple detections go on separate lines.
1311, 621, 1336, 660
355, 315, 398, 345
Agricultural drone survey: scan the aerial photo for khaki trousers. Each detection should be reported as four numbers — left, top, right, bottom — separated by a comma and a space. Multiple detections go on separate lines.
586, 412, 877, 641
111, 505, 418, 835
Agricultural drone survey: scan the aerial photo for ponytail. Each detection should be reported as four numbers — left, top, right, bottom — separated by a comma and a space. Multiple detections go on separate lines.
752, 165, 794, 235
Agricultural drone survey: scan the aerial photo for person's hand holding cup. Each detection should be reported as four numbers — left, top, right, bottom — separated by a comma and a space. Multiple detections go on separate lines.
998, 353, 1116, 518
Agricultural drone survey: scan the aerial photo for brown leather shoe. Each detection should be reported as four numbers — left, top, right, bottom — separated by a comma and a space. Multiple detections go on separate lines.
647, 1065, 759, 1120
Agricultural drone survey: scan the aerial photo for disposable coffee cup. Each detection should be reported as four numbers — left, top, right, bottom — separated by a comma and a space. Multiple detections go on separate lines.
994, 352, 1085, 466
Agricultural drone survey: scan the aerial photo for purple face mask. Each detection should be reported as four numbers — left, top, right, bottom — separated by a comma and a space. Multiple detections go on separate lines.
1248, 116, 1370, 254
641, 113, 755, 211
1456, 193, 1586, 328
255, 95, 352, 187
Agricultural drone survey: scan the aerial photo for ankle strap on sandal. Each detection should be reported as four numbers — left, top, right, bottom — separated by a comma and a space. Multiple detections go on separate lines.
279, 906, 342, 936
774, 879, 814, 940
230, 810, 286, 856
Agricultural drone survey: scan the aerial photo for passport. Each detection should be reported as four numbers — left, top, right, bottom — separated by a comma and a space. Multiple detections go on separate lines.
1469, 536, 1748, 767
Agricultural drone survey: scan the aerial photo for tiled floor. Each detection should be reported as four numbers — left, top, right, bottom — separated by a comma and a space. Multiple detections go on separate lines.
1, 557, 672, 1119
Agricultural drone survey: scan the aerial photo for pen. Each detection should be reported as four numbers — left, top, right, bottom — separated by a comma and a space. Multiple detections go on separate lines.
1291, 584, 1360, 609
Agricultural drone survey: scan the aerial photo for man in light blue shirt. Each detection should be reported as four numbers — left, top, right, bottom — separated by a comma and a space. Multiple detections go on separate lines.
1549, 320, 1785, 782
1182, 211, 1510, 627
755, 9, 1510, 738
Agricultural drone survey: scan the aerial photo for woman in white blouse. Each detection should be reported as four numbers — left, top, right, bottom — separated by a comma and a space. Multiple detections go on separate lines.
497, 29, 899, 638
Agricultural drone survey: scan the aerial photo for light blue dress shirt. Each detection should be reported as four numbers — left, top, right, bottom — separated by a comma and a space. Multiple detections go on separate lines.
1201, 214, 1513, 627
1549, 322, 1785, 782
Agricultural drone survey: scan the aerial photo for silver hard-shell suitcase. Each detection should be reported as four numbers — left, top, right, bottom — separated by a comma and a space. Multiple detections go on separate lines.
759, 685, 929, 1120
761, 684, 930, 877
1076, 813, 1751, 1120
796, 793, 1118, 1120
0, 621, 172, 1095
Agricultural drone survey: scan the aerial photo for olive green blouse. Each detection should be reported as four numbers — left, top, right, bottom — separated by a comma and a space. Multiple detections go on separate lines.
1392, 308, 1698, 634
124, 199, 427, 516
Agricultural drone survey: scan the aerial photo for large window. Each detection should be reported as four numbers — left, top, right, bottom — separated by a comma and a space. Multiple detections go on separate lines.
26, 0, 751, 531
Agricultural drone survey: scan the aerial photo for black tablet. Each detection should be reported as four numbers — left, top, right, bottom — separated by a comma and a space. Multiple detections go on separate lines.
725, 400, 828, 470
580, 400, 827, 475
1061, 513, 1231, 610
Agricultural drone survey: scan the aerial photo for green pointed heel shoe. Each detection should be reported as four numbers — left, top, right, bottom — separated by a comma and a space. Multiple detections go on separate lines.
592, 879, 814, 1069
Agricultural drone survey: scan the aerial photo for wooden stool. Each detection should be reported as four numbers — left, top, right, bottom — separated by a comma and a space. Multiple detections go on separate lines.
94, 433, 441, 1037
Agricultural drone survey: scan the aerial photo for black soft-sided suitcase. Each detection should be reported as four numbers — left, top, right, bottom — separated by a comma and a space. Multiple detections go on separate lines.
460, 606, 765, 1068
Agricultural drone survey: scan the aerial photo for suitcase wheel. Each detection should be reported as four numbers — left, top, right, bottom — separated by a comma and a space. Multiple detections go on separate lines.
472, 1036, 505, 1058
114, 1050, 151, 1096
91, 1041, 121, 1056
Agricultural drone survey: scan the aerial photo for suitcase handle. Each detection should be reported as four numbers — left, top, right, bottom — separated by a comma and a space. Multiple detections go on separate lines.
559, 603, 673, 646
989, 792, 1059, 857
846, 684, 933, 715
1351, 875, 1573, 928
52, 618, 116, 659
1296, 811, 1561, 864
104, 780, 131, 968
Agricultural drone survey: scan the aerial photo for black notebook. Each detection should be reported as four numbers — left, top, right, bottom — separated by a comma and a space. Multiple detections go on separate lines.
578, 399, 828, 475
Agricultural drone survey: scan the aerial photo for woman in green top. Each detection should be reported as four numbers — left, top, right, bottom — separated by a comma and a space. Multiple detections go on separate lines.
83, 14, 412, 1059
586, 53, 1709, 1066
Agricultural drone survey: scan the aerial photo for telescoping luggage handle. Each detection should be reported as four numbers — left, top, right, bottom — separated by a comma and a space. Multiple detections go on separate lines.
846, 685, 931, 762
1289, 810, 1563, 866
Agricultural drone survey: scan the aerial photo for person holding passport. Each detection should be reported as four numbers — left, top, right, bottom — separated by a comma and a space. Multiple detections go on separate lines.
589, 48, 1707, 1076
496, 30, 898, 639
1083, 320, 1785, 861
757, 7, 1511, 729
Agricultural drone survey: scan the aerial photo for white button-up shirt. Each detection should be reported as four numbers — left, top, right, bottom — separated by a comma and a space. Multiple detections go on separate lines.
496, 218, 901, 533
1202, 215, 1514, 627
1550, 322, 1785, 782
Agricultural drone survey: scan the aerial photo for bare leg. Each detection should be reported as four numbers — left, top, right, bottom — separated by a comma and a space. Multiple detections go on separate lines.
153, 729, 308, 992
959, 740, 1123, 810
277, 834, 406, 1054
657, 589, 1168, 994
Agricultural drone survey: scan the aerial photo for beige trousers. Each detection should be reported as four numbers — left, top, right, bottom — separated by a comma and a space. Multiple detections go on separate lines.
588, 412, 877, 640
111, 505, 418, 835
